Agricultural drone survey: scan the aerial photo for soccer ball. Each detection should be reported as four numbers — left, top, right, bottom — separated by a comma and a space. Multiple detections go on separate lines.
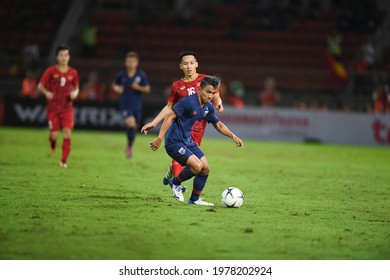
221, 187, 244, 208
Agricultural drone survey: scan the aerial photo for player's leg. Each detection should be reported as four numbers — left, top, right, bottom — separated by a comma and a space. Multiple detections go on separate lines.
171, 159, 184, 177
165, 143, 202, 202
162, 129, 205, 187
162, 161, 188, 193
47, 111, 60, 154
162, 159, 183, 185
171, 154, 213, 206
188, 156, 213, 206
162, 161, 174, 185
124, 115, 137, 158
167, 143, 203, 183
49, 131, 59, 153
59, 110, 74, 168
60, 128, 72, 167
174, 155, 202, 183
186, 143, 213, 206
170, 155, 202, 202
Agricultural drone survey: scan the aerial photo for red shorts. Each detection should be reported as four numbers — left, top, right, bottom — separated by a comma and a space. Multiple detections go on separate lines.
47, 110, 74, 131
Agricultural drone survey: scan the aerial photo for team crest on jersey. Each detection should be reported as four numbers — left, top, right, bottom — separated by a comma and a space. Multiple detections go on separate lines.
68, 75, 73, 81
178, 147, 186, 155
180, 86, 185, 90
203, 110, 209, 117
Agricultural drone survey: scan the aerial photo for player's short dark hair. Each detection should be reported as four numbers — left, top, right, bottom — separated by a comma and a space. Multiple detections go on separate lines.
179, 50, 196, 63
56, 45, 70, 56
200, 75, 221, 90
126, 51, 139, 59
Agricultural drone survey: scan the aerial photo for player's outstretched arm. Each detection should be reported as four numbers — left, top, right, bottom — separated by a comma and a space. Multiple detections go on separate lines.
150, 111, 176, 151
212, 121, 243, 147
141, 102, 173, 134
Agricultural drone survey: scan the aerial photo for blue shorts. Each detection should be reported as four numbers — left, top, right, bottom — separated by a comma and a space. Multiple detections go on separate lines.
165, 141, 204, 166
121, 106, 142, 124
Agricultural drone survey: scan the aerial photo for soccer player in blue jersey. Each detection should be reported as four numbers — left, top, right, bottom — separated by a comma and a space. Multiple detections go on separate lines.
112, 51, 151, 158
149, 76, 243, 206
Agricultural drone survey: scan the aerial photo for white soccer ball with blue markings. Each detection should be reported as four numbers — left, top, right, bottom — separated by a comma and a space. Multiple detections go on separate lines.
221, 187, 244, 208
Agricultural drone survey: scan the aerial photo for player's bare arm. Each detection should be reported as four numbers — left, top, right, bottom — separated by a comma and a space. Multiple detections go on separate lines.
132, 82, 151, 94
211, 94, 224, 112
38, 83, 54, 100
150, 110, 176, 151
212, 121, 243, 147
141, 102, 173, 134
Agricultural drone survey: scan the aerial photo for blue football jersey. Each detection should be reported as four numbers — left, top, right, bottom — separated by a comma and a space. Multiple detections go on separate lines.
165, 94, 219, 146
114, 69, 149, 108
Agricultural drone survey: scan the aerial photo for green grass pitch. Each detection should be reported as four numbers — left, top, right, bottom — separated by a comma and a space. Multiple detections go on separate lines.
0, 127, 389, 260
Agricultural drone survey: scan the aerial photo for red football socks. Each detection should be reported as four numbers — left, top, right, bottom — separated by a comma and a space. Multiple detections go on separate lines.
61, 138, 71, 163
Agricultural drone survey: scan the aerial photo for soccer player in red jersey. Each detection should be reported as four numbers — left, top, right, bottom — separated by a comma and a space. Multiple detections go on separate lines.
38, 45, 79, 168
141, 50, 224, 186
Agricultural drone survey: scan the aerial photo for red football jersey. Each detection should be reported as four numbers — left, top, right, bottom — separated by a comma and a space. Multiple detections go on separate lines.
168, 73, 220, 132
168, 73, 207, 105
39, 66, 79, 113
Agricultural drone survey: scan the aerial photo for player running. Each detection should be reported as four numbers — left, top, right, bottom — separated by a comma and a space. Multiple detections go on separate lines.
112, 51, 151, 159
141, 50, 223, 187
149, 76, 243, 206
38, 45, 79, 168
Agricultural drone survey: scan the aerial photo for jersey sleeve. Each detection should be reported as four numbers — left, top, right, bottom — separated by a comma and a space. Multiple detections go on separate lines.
39, 67, 52, 85
204, 104, 220, 124
73, 69, 79, 88
168, 83, 179, 104
140, 71, 149, 86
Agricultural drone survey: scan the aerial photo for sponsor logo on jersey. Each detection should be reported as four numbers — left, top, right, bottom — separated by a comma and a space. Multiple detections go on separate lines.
180, 86, 185, 90
53, 74, 59, 78
178, 147, 186, 155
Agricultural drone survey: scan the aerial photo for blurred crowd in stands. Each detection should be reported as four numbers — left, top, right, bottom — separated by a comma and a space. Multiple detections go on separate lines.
2, 0, 389, 113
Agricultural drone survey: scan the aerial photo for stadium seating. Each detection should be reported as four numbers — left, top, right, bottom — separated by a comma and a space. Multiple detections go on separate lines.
0, 0, 68, 77
0, 0, 383, 110
88, 4, 373, 93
